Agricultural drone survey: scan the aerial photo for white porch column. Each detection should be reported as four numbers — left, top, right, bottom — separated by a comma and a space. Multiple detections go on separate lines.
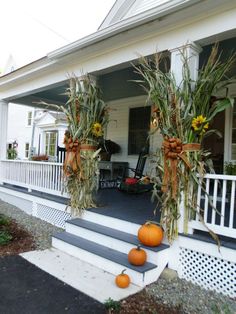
0, 100, 8, 159
0, 100, 8, 185
170, 42, 202, 234
170, 42, 202, 86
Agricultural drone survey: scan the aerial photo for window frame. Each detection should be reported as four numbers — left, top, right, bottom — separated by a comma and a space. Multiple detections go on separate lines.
44, 131, 58, 157
27, 111, 33, 126
128, 106, 151, 155
25, 143, 30, 158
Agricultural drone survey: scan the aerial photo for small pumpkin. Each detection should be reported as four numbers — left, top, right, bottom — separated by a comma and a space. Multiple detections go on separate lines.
138, 222, 163, 247
128, 245, 147, 266
115, 269, 130, 288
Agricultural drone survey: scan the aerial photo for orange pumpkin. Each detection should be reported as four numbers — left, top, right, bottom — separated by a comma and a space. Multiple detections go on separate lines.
138, 222, 163, 247
128, 245, 147, 266
115, 269, 130, 288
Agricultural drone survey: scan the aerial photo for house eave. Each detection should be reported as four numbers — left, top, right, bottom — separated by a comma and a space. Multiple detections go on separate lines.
47, 0, 201, 60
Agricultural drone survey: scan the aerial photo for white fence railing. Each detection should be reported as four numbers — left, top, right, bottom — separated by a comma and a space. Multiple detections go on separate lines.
189, 173, 236, 238
0, 161, 235, 238
0, 159, 65, 196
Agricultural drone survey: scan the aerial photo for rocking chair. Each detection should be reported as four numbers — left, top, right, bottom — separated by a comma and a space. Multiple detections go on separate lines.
118, 146, 153, 193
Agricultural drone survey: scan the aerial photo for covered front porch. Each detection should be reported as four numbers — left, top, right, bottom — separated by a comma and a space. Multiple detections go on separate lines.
0, 0, 236, 298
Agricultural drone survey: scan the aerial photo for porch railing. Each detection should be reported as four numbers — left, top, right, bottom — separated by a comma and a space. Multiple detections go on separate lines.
0, 159, 65, 196
0, 160, 235, 238
189, 173, 236, 238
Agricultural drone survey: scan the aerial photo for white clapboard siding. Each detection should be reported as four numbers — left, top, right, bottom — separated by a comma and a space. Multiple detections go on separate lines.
107, 96, 162, 174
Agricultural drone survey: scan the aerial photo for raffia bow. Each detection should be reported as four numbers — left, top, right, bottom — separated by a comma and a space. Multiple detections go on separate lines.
162, 137, 200, 199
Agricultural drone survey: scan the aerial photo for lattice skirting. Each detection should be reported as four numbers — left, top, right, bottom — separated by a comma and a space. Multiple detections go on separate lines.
34, 203, 71, 229
179, 247, 236, 298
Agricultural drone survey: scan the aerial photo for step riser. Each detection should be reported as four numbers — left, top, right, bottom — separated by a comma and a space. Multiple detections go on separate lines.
66, 223, 162, 264
82, 211, 141, 235
52, 237, 158, 287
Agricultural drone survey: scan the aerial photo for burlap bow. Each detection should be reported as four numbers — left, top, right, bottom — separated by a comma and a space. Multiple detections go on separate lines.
162, 137, 200, 199
63, 135, 83, 178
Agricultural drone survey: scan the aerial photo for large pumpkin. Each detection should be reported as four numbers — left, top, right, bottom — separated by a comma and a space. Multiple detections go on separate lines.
115, 269, 130, 288
128, 245, 147, 266
138, 222, 163, 247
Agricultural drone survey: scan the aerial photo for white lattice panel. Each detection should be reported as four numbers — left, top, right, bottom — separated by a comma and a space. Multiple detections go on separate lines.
179, 247, 236, 298
36, 203, 71, 228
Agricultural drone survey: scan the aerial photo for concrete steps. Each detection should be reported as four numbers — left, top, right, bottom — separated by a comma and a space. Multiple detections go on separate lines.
52, 214, 170, 287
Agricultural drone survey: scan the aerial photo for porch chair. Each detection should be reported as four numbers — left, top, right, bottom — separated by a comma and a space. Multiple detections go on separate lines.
118, 146, 153, 193
57, 146, 66, 163
126, 146, 149, 179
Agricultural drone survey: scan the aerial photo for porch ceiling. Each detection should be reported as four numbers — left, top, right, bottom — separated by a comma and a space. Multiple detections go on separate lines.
9, 83, 68, 110
7, 35, 236, 109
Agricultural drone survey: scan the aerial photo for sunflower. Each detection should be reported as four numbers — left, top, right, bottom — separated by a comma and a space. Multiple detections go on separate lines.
92, 122, 103, 137
192, 115, 208, 132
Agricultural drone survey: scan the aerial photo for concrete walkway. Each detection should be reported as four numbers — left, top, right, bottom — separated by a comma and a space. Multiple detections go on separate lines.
21, 248, 142, 303
0, 255, 105, 314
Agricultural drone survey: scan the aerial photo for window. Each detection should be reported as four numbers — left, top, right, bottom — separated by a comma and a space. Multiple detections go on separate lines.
45, 131, 57, 157
232, 101, 236, 160
128, 106, 151, 155
25, 143, 30, 158
27, 111, 33, 126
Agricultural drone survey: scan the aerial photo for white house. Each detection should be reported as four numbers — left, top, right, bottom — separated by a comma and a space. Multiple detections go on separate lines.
0, 0, 235, 298
7, 104, 67, 160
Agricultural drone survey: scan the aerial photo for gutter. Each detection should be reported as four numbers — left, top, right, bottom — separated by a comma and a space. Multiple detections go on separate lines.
48, 0, 202, 60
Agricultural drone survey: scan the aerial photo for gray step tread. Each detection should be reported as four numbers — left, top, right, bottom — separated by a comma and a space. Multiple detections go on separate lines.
53, 232, 157, 273
67, 218, 169, 252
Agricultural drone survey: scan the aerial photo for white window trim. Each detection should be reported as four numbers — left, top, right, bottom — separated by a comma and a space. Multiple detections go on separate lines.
44, 131, 58, 157
224, 82, 236, 162
27, 111, 33, 127
25, 142, 30, 159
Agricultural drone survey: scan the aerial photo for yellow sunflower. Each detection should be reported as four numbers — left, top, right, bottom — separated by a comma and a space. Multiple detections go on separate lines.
92, 122, 103, 137
192, 115, 208, 132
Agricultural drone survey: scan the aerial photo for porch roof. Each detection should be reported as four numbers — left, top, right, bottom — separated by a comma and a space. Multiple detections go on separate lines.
0, 0, 235, 108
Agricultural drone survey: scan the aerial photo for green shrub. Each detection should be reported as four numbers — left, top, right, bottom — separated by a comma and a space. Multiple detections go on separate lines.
104, 298, 121, 313
0, 214, 10, 226
0, 230, 12, 245
224, 162, 236, 175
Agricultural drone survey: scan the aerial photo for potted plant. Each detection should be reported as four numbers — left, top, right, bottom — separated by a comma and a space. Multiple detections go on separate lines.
224, 162, 236, 175
7, 148, 17, 160
98, 139, 121, 161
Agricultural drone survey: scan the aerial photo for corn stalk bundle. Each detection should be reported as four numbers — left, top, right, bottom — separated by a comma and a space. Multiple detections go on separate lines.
43, 75, 109, 216
134, 45, 236, 242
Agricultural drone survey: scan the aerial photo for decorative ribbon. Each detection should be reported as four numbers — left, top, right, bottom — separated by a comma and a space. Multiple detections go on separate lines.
162, 137, 200, 199
63, 135, 83, 178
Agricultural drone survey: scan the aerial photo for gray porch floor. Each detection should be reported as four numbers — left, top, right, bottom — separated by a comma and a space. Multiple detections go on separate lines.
1, 184, 159, 225
91, 189, 159, 225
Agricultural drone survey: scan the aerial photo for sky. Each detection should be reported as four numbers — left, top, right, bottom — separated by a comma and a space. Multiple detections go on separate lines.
0, 0, 116, 72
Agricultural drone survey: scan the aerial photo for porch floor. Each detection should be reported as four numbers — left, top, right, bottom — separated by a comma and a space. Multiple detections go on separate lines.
1, 184, 159, 225
91, 189, 159, 225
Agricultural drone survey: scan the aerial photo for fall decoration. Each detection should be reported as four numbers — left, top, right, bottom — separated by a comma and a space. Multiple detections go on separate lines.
115, 269, 130, 288
41, 75, 109, 216
128, 245, 147, 266
134, 44, 236, 242
138, 222, 163, 247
